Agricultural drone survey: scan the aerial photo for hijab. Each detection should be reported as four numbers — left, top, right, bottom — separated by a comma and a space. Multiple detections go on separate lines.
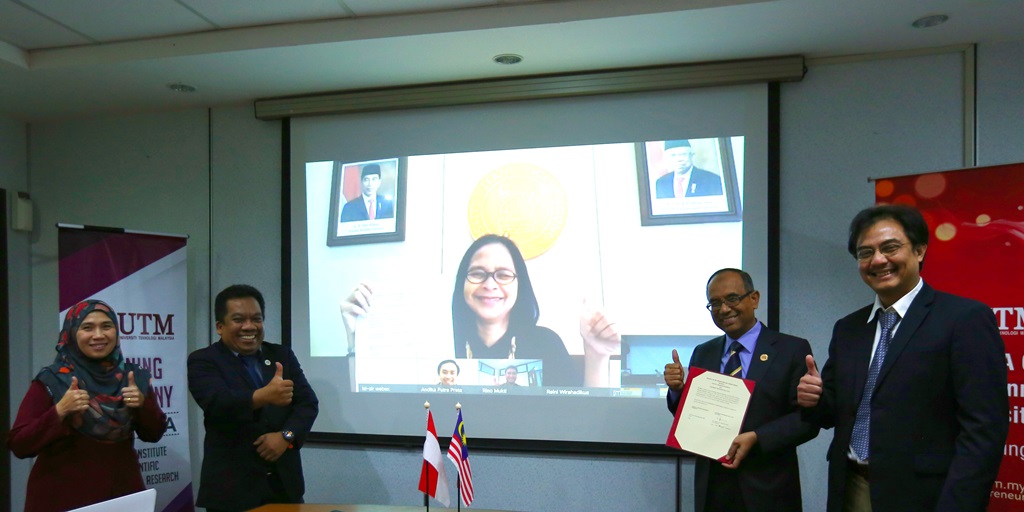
35, 300, 152, 442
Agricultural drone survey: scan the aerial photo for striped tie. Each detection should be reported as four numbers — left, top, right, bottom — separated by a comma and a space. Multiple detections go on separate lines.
723, 341, 743, 377
850, 308, 899, 460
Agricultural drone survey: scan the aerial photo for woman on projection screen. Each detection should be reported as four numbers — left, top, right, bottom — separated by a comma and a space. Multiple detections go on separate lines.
341, 234, 620, 387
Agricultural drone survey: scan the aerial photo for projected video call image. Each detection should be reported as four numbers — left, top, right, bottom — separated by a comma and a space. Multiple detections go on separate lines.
304, 138, 744, 399
356, 357, 543, 395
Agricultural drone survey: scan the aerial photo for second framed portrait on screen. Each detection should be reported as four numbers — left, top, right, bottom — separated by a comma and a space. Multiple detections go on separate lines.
635, 137, 742, 226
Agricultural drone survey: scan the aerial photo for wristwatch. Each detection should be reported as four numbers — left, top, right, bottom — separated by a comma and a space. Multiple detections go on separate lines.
281, 430, 295, 448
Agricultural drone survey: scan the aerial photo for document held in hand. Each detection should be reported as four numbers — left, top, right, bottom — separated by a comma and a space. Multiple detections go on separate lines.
665, 367, 755, 461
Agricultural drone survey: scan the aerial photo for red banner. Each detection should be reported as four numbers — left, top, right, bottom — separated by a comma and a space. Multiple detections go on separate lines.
875, 162, 1024, 510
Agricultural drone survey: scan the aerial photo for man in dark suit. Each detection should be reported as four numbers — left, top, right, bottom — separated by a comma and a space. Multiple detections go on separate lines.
340, 163, 395, 222
797, 204, 1007, 512
188, 285, 319, 512
664, 268, 818, 511
654, 139, 724, 198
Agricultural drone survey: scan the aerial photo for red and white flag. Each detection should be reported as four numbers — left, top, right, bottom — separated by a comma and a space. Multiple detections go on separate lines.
418, 410, 450, 506
447, 410, 474, 506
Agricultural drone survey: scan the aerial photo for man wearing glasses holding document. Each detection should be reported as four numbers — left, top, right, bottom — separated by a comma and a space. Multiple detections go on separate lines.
664, 268, 818, 511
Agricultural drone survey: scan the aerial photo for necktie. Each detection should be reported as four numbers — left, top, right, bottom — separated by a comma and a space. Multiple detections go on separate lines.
239, 354, 264, 387
673, 173, 685, 198
723, 341, 743, 377
367, 198, 376, 220
850, 308, 899, 461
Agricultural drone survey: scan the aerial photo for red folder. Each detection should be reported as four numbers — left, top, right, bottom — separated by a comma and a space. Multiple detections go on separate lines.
665, 367, 755, 462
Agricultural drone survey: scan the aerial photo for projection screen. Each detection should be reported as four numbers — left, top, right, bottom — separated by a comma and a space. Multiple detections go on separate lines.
288, 83, 771, 449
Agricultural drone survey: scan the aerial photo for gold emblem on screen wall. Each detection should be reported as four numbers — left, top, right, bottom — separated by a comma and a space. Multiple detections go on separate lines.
467, 163, 567, 260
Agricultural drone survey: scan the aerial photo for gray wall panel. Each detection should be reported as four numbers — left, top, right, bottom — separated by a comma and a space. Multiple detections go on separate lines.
780, 52, 964, 511
977, 41, 1024, 167
1, 115, 31, 512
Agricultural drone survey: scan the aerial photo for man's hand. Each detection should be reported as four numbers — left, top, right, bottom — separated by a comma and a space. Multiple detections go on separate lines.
796, 355, 822, 408
254, 432, 289, 462
56, 376, 90, 419
663, 349, 686, 392
722, 431, 758, 469
122, 371, 144, 408
253, 362, 294, 408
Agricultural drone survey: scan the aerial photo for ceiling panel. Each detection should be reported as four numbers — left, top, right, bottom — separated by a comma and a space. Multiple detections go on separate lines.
180, 0, 352, 29
341, 0, 504, 17
18, 0, 214, 42
0, 0, 1022, 121
0, 1, 91, 49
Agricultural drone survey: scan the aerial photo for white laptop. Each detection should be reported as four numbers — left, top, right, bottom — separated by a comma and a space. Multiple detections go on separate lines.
68, 488, 157, 512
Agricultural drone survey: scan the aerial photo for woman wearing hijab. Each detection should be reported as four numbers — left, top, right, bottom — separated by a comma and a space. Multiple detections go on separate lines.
7, 300, 167, 512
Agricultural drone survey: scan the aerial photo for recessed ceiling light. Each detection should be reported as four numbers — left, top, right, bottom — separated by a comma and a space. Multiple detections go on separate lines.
912, 14, 949, 29
167, 83, 197, 93
493, 54, 523, 65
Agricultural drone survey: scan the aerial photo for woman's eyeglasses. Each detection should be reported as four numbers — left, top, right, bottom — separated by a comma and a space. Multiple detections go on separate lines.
466, 269, 517, 285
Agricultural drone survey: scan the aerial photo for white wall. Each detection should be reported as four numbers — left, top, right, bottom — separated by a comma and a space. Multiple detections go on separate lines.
8, 40, 1024, 512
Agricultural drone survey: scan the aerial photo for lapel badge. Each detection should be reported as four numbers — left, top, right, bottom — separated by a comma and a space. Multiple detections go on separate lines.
760, 354, 768, 362
264, 359, 271, 366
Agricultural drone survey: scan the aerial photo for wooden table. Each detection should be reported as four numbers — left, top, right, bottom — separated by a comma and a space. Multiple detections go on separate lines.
248, 505, 517, 512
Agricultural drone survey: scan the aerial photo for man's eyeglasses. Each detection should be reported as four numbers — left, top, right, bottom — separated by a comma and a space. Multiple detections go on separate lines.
706, 290, 754, 311
466, 268, 517, 285
855, 241, 905, 261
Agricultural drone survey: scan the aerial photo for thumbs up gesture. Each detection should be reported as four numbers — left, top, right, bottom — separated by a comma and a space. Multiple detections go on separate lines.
796, 355, 822, 407
256, 362, 294, 408
56, 376, 91, 419
122, 371, 144, 408
663, 349, 687, 392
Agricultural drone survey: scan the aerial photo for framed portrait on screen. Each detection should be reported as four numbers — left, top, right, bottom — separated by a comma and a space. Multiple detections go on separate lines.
635, 137, 742, 225
326, 157, 407, 246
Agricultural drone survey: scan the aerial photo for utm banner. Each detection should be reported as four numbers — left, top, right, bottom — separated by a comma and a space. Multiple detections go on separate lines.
874, 162, 1024, 510
58, 226, 195, 512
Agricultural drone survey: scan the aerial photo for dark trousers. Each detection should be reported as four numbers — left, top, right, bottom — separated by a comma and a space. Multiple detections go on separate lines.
706, 463, 748, 511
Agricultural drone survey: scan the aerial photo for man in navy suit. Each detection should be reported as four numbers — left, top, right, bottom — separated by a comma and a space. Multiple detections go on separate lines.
664, 268, 818, 511
654, 139, 723, 198
340, 163, 395, 222
188, 285, 319, 512
797, 205, 1007, 512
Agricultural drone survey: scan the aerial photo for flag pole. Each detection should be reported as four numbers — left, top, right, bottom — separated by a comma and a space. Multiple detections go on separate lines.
424, 401, 430, 512
455, 403, 462, 512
